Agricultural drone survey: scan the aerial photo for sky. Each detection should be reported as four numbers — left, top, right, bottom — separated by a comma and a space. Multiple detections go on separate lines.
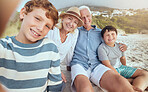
17, 0, 148, 12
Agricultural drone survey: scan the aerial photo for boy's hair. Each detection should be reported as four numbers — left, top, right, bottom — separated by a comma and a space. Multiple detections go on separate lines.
101, 26, 117, 38
23, 0, 58, 26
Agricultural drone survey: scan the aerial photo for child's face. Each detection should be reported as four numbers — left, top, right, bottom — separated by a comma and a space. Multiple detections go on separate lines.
103, 30, 117, 46
19, 7, 54, 44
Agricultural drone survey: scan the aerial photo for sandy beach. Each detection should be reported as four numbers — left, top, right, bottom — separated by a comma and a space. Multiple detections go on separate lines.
61, 34, 148, 92
117, 34, 148, 71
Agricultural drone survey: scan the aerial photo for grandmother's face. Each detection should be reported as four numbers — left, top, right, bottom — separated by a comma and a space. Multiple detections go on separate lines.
62, 15, 79, 32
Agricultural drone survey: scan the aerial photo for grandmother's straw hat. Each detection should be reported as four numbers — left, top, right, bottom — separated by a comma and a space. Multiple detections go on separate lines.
59, 7, 83, 27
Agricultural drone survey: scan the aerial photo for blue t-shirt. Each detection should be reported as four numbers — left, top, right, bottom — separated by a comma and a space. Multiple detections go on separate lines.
71, 25, 102, 71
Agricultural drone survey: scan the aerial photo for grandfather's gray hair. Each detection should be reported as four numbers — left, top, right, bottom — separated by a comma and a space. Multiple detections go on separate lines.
79, 5, 91, 14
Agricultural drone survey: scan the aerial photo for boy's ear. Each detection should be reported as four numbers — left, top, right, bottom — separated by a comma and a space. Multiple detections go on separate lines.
20, 7, 26, 20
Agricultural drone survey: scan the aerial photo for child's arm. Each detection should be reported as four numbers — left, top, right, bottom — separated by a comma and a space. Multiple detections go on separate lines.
102, 60, 120, 75
120, 56, 126, 66
47, 59, 63, 91
0, 84, 5, 92
47, 49, 63, 91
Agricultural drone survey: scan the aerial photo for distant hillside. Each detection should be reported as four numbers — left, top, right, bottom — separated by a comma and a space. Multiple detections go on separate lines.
1, 6, 148, 38
58, 5, 114, 12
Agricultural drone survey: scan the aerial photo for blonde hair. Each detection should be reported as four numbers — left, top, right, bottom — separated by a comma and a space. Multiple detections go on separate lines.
56, 15, 76, 33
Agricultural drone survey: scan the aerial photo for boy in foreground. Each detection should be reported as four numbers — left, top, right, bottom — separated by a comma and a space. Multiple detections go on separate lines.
0, 0, 63, 91
98, 26, 148, 92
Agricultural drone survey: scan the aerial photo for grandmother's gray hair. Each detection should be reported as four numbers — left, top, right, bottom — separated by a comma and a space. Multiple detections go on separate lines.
79, 5, 91, 14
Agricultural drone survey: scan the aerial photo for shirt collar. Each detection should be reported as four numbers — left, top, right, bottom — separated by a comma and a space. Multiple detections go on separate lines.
79, 25, 98, 31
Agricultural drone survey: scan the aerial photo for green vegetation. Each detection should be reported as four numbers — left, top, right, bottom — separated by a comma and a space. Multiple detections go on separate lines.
92, 10, 148, 34
1, 9, 148, 38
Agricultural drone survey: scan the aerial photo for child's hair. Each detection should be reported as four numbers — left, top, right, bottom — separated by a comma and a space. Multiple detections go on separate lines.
101, 26, 117, 38
23, 0, 58, 26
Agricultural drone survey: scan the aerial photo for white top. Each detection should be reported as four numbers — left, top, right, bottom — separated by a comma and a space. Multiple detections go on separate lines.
46, 27, 79, 66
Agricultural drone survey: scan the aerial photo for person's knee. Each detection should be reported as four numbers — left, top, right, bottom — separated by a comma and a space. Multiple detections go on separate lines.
74, 75, 93, 92
100, 71, 132, 92
74, 75, 85, 86
113, 75, 134, 92
135, 69, 148, 77
142, 70, 148, 77
138, 70, 148, 78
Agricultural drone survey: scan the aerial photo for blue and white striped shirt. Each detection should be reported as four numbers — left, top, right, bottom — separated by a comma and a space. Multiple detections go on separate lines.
0, 36, 63, 92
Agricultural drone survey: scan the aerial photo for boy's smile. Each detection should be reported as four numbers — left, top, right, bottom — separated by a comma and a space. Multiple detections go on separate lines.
16, 7, 54, 44
30, 28, 41, 38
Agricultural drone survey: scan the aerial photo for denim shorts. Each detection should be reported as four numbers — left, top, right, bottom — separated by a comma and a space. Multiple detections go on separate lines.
116, 65, 137, 78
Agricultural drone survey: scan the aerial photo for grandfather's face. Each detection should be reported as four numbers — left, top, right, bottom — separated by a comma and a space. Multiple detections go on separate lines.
80, 8, 92, 30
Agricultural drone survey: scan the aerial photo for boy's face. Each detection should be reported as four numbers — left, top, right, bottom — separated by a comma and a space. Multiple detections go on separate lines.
103, 30, 117, 46
19, 7, 54, 44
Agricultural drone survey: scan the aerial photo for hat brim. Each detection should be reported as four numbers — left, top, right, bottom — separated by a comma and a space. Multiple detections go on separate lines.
60, 13, 83, 27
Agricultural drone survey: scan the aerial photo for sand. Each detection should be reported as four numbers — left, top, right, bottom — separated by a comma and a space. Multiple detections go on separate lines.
61, 34, 148, 92
117, 34, 148, 71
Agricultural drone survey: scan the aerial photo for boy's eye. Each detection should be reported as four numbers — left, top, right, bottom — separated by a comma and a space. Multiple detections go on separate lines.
46, 25, 50, 29
35, 17, 40, 21
107, 34, 110, 36
112, 33, 115, 35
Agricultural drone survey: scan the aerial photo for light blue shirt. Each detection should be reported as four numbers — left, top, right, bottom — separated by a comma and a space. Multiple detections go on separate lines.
71, 25, 102, 71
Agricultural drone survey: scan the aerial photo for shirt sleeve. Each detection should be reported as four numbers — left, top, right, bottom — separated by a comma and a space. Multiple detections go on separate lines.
98, 43, 109, 61
64, 29, 79, 66
0, 39, 7, 56
47, 46, 63, 92
46, 29, 54, 39
46, 27, 59, 40
0, 40, 4, 53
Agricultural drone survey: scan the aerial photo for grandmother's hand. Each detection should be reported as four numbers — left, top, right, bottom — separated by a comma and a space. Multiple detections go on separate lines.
61, 72, 67, 83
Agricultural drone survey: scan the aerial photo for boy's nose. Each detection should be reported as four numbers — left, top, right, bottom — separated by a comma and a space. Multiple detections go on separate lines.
37, 24, 44, 32
109, 35, 113, 39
